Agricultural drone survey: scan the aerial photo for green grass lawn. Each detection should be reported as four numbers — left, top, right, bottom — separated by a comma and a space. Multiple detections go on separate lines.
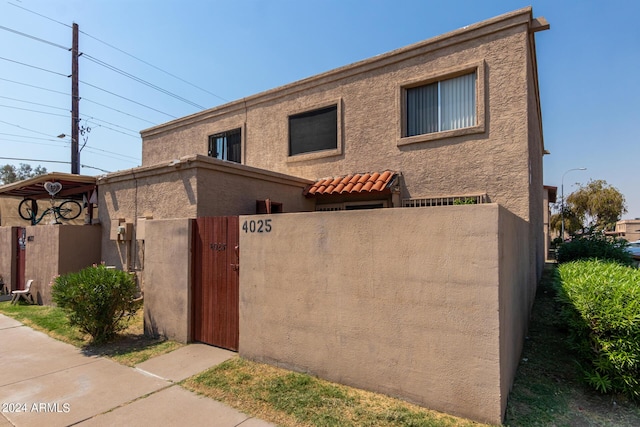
183, 358, 485, 427
0, 301, 182, 366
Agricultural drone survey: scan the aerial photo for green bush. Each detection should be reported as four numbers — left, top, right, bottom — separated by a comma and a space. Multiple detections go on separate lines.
52, 265, 139, 343
556, 233, 633, 266
556, 260, 640, 400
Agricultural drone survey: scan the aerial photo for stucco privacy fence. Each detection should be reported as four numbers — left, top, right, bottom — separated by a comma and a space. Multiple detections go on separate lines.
143, 204, 532, 424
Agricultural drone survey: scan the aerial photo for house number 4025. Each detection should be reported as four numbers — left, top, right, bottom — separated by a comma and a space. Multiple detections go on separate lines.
242, 219, 272, 233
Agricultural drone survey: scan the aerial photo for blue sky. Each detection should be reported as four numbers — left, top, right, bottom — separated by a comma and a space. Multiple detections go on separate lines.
1, 0, 638, 218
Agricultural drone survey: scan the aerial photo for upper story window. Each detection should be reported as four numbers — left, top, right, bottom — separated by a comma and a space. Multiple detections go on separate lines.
289, 105, 337, 156
405, 72, 476, 137
208, 128, 241, 163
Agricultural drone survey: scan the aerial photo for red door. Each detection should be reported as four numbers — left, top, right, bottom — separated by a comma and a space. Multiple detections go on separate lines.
16, 227, 26, 291
192, 217, 239, 351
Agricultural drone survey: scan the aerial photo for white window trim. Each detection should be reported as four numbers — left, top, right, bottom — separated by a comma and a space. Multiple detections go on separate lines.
286, 99, 343, 163
397, 61, 485, 147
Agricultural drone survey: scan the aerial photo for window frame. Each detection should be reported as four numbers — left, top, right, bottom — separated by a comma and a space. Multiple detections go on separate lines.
397, 61, 485, 147
207, 126, 243, 164
286, 100, 343, 163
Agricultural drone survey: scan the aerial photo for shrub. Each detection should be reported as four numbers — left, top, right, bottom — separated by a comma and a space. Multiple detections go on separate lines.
556, 233, 633, 266
556, 260, 640, 400
52, 265, 139, 343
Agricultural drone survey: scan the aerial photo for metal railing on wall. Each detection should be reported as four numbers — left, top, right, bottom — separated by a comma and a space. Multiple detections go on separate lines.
402, 193, 488, 207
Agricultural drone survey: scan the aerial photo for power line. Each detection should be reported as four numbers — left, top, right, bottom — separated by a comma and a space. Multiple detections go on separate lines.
0, 77, 68, 96
80, 120, 140, 139
80, 115, 140, 135
83, 98, 157, 125
0, 132, 65, 142
79, 31, 228, 103
80, 80, 177, 119
8, 2, 72, 28
0, 78, 157, 125
83, 54, 206, 109
0, 156, 70, 165
0, 104, 140, 136
0, 156, 112, 173
0, 56, 67, 77
0, 104, 68, 118
10, 1, 227, 104
0, 95, 67, 111
0, 138, 67, 148
0, 119, 59, 138
0, 24, 68, 50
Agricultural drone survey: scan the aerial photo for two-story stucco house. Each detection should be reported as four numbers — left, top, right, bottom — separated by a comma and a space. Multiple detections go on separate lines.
86, 7, 549, 424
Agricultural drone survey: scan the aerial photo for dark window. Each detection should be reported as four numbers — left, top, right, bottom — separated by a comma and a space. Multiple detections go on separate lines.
208, 128, 241, 163
406, 72, 476, 137
289, 105, 337, 156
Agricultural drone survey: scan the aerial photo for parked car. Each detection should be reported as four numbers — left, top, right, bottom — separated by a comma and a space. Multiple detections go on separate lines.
627, 240, 640, 258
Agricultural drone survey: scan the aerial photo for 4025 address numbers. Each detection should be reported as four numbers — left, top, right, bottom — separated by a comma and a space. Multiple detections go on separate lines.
242, 219, 272, 233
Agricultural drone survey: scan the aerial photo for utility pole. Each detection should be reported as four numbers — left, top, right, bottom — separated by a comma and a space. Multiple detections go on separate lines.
71, 22, 80, 174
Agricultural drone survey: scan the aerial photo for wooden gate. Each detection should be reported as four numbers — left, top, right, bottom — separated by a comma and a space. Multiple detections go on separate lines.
192, 217, 239, 351
16, 227, 26, 291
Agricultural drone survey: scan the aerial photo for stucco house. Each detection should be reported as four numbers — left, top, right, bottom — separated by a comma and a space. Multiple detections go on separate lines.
0, 7, 549, 424
93, 7, 550, 424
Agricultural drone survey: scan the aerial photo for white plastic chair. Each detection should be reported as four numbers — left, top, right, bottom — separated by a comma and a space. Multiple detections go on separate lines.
11, 279, 34, 305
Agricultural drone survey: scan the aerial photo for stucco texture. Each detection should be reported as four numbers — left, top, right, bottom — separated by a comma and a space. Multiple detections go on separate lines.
143, 218, 192, 343
22, 224, 101, 304
98, 157, 314, 272
239, 205, 529, 424
141, 10, 542, 228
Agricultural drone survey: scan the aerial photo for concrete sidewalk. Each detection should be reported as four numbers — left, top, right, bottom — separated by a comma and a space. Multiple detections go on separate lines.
0, 314, 274, 427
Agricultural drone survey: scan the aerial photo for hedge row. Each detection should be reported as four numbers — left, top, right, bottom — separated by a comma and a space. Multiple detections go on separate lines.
556, 233, 633, 265
556, 260, 640, 400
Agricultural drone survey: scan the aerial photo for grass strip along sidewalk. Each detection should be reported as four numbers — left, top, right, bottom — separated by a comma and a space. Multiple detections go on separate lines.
0, 302, 181, 366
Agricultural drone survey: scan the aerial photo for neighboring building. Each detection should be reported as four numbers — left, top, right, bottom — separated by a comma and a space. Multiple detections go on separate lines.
615, 218, 640, 242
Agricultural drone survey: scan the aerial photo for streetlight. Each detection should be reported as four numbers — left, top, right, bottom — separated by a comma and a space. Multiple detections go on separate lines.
57, 133, 79, 174
561, 167, 587, 240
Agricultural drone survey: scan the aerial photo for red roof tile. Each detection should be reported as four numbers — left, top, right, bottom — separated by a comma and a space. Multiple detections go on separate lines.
304, 171, 397, 197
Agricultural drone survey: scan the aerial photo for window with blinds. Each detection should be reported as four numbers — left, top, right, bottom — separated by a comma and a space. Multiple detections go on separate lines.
406, 72, 476, 137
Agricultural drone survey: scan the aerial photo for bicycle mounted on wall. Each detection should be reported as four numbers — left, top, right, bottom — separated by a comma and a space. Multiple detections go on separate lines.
18, 181, 82, 225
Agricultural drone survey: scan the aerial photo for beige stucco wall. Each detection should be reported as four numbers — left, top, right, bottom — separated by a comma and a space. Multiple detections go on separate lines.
239, 204, 528, 424
98, 156, 314, 282
0, 197, 22, 226
21, 225, 101, 304
0, 226, 17, 291
498, 207, 532, 415
143, 218, 192, 342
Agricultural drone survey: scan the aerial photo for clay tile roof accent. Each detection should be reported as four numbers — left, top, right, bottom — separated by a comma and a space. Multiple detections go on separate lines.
304, 171, 396, 197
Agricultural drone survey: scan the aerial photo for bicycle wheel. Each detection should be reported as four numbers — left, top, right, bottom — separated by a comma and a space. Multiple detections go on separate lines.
57, 200, 82, 220
18, 198, 38, 221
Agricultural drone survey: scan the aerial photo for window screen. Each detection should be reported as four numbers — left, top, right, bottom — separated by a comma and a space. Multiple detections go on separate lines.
289, 105, 337, 156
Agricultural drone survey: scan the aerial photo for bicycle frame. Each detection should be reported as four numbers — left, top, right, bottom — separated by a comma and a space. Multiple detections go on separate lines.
18, 198, 83, 225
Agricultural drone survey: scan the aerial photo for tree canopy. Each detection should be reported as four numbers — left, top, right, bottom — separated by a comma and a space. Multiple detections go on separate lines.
551, 179, 627, 235
0, 163, 48, 185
